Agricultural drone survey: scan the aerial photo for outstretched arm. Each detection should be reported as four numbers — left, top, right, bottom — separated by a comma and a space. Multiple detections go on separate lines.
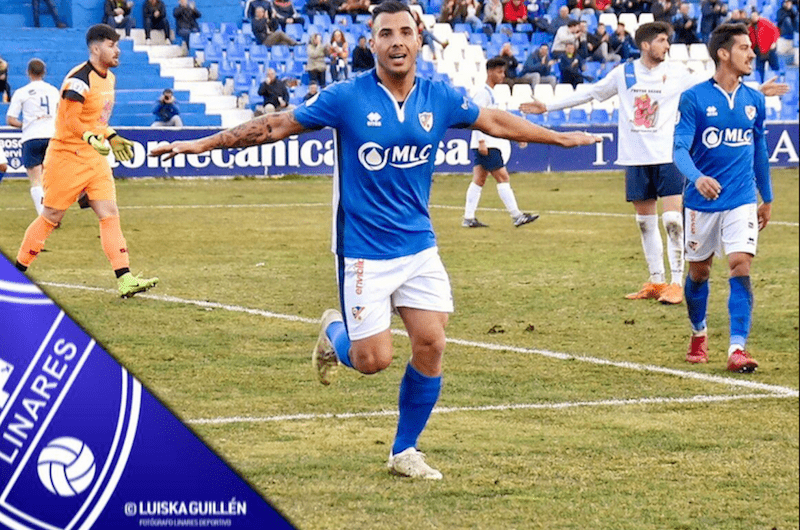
150, 110, 308, 160
472, 108, 601, 147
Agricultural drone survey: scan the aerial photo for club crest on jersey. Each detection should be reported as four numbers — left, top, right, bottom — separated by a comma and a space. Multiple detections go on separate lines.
745, 105, 756, 120
367, 112, 382, 127
706, 106, 718, 117
418, 112, 433, 132
351, 306, 365, 322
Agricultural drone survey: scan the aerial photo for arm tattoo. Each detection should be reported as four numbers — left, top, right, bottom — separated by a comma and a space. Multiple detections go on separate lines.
209, 110, 302, 150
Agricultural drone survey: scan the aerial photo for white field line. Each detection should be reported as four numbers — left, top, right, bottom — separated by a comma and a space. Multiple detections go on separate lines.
2, 202, 798, 226
185, 393, 784, 426
41, 281, 800, 403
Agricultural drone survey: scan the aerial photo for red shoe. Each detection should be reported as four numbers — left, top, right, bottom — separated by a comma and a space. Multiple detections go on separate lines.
686, 333, 708, 363
727, 348, 758, 373
625, 282, 668, 300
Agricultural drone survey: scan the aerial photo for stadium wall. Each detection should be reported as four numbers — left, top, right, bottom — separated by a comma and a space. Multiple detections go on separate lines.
1, 123, 798, 178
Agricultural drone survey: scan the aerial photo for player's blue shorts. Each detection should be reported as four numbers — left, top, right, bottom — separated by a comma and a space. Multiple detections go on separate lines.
624, 163, 683, 202
22, 138, 50, 169
472, 148, 504, 172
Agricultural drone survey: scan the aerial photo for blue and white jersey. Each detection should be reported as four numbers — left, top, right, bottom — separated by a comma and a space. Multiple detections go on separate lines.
674, 78, 773, 212
294, 70, 480, 259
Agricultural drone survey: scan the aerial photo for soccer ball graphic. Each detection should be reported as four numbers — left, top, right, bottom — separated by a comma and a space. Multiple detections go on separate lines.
37, 437, 96, 497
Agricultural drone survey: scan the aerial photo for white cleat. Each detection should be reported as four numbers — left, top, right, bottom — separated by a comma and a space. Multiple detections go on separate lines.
388, 448, 443, 480
312, 309, 342, 385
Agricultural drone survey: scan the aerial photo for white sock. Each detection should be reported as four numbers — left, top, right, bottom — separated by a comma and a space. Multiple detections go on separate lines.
496, 182, 521, 218
662, 210, 684, 286
728, 344, 745, 356
30, 186, 44, 216
464, 182, 483, 219
636, 214, 665, 284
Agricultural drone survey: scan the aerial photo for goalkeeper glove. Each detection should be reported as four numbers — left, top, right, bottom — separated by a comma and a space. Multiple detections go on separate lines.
82, 131, 110, 156
108, 133, 134, 162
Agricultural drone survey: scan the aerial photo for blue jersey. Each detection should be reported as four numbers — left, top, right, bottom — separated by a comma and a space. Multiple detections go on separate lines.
293, 70, 480, 259
674, 78, 772, 212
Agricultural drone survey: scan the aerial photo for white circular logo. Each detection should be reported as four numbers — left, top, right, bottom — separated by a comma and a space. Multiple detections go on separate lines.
357, 142, 389, 171
701, 127, 722, 149
37, 437, 96, 497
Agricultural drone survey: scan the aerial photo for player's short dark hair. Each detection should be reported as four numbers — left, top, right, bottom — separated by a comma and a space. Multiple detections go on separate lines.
371, 0, 413, 28
486, 56, 507, 70
86, 24, 120, 46
566, 19, 580, 27
634, 21, 673, 48
27, 58, 46, 77
707, 23, 749, 66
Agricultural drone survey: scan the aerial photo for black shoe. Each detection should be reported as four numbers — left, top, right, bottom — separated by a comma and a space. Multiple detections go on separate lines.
513, 213, 539, 227
462, 217, 489, 228
78, 192, 90, 209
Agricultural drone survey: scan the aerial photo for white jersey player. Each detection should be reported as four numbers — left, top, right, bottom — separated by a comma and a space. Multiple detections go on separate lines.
464, 56, 538, 229
521, 22, 787, 306
6, 58, 60, 215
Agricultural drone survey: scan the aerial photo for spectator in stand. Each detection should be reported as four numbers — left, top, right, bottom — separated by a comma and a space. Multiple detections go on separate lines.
503, 0, 529, 27
499, 43, 538, 86
245, 0, 270, 20
612, 0, 638, 16
610, 21, 638, 59
272, 0, 304, 28
482, 0, 504, 32
143, 0, 171, 44
0, 57, 10, 103
173, 0, 201, 46
305, 0, 342, 20
547, 5, 573, 34
777, 0, 798, 59
306, 33, 328, 87
255, 68, 291, 115
587, 20, 622, 62
412, 10, 448, 60
151, 88, 183, 127
104, 0, 135, 37
352, 35, 375, 72
700, 0, 724, 40
32, 0, 68, 28
337, 0, 371, 20
303, 80, 319, 101
595, 0, 613, 13
672, 2, 699, 44
651, 0, 676, 23
552, 19, 581, 59
749, 10, 783, 81
568, 0, 597, 18
559, 41, 585, 87
521, 44, 559, 88
729, 8, 748, 24
329, 29, 349, 82
252, 6, 299, 45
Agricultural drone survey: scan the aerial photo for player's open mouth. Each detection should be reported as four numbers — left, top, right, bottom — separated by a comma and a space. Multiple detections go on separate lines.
389, 52, 406, 60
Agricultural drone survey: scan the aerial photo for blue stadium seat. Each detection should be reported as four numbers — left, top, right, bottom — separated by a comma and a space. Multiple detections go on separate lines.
334, 15, 351, 26
497, 23, 513, 35
217, 58, 237, 80
516, 23, 534, 34
285, 61, 305, 78
293, 44, 308, 61
285, 23, 304, 42
589, 108, 610, 124
568, 109, 588, 124
453, 23, 472, 34
249, 44, 269, 63
469, 33, 488, 46
234, 71, 252, 93
417, 60, 435, 75
270, 45, 291, 62
233, 33, 253, 47
490, 33, 510, 46
547, 109, 566, 126
211, 32, 226, 47
313, 14, 332, 30
610, 108, 619, 122
203, 42, 224, 65
189, 32, 207, 52
355, 14, 371, 24
200, 22, 216, 37
780, 103, 798, 120
220, 22, 238, 39
511, 33, 530, 47
526, 113, 545, 125
531, 33, 553, 47
241, 58, 261, 77
226, 41, 247, 62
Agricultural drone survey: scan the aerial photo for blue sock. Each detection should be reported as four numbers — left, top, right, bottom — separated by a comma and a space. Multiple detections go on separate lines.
685, 275, 709, 332
392, 363, 442, 456
728, 276, 753, 348
326, 320, 353, 368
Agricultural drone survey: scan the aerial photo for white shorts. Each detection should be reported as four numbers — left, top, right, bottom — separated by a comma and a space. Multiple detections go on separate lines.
684, 203, 759, 262
337, 246, 454, 341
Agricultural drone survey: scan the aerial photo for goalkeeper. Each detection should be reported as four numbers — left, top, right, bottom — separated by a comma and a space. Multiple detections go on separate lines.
14, 24, 158, 298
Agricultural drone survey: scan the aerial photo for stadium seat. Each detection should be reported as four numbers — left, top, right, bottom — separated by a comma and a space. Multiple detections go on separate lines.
547, 109, 566, 126
220, 22, 238, 39
270, 45, 291, 62
453, 23, 472, 34
203, 42, 224, 65
285, 23, 304, 42
618, 13, 638, 34
249, 44, 269, 63
526, 112, 545, 125
293, 44, 308, 61
490, 32, 510, 46
211, 32, 226, 47
568, 108, 588, 123
598, 13, 617, 30
217, 58, 237, 80
511, 33, 530, 47
226, 42, 247, 62
313, 14, 332, 30
533, 83, 555, 105
233, 71, 252, 93
493, 83, 512, 110
334, 15, 351, 26
668, 44, 689, 61
638, 12, 654, 25
689, 43, 710, 61
355, 14, 372, 25
589, 108, 610, 124
469, 33, 488, 46
189, 32, 207, 52
241, 58, 261, 77
517, 23, 534, 34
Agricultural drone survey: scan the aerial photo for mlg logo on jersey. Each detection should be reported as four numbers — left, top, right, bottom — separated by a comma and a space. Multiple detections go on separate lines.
357, 142, 434, 171
0, 274, 140, 530
701, 126, 753, 149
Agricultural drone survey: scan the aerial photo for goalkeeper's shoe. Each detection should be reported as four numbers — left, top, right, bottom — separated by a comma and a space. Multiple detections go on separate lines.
82, 131, 110, 156
462, 217, 489, 228
312, 309, 342, 385
388, 448, 443, 480
118, 272, 159, 298
657, 283, 683, 304
625, 282, 667, 300
727, 347, 758, 373
513, 212, 539, 227
686, 331, 708, 364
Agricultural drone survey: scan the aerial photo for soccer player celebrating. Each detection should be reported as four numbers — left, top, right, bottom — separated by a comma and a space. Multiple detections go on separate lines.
463, 56, 539, 229
6, 59, 61, 216
520, 22, 787, 305
674, 23, 772, 373
151, 1, 598, 479
14, 24, 158, 298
